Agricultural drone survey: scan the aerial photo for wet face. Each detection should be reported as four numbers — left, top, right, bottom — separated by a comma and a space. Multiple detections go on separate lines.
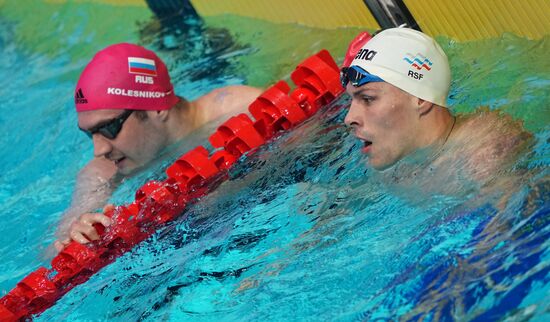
78, 109, 167, 175
344, 82, 421, 170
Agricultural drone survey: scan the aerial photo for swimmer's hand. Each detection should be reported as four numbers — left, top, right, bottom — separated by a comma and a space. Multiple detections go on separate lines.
54, 205, 114, 251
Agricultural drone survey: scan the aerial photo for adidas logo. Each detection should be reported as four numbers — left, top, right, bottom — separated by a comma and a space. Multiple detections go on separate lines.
75, 88, 88, 104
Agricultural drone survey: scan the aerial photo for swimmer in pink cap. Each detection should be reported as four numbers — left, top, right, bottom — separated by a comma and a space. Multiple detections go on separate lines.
54, 43, 262, 251
342, 28, 532, 197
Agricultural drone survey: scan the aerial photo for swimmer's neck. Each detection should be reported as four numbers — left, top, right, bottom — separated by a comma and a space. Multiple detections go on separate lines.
417, 107, 456, 151
165, 98, 198, 144
396, 111, 457, 169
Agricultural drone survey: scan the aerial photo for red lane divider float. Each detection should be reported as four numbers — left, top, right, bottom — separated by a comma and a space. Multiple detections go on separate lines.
0, 49, 345, 321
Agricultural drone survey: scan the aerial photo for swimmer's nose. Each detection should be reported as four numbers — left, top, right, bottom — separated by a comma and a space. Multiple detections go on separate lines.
92, 134, 113, 158
344, 100, 362, 128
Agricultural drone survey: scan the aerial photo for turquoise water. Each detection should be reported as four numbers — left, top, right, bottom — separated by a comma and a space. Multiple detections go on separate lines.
1, 2, 549, 321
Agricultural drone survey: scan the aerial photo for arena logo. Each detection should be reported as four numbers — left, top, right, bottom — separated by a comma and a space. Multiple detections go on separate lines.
354, 48, 377, 61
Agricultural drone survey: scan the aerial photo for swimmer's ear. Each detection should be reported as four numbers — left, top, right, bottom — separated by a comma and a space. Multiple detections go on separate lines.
147, 109, 170, 122
416, 98, 434, 117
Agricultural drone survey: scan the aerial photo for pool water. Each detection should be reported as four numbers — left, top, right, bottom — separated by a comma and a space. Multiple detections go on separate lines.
0, 1, 549, 321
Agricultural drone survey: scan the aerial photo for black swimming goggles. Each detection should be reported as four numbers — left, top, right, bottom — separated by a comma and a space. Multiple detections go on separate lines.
340, 65, 384, 88
81, 109, 134, 140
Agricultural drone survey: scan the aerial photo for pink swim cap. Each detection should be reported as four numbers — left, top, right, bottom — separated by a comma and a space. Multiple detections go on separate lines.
75, 43, 179, 112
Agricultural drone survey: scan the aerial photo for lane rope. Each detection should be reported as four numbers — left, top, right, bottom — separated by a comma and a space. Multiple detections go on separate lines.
0, 46, 358, 320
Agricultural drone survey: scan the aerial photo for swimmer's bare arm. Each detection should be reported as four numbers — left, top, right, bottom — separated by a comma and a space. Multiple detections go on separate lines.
54, 157, 117, 250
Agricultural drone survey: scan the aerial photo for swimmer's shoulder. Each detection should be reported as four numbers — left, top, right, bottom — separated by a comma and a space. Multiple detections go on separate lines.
195, 85, 263, 121
454, 108, 532, 145
449, 108, 533, 179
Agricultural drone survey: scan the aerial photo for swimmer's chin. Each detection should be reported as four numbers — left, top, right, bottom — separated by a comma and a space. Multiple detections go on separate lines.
368, 150, 419, 171
114, 159, 141, 176
366, 155, 397, 171
369, 161, 396, 171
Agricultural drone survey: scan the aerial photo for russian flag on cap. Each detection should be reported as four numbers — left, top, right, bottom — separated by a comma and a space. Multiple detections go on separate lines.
128, 57, 157, 76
